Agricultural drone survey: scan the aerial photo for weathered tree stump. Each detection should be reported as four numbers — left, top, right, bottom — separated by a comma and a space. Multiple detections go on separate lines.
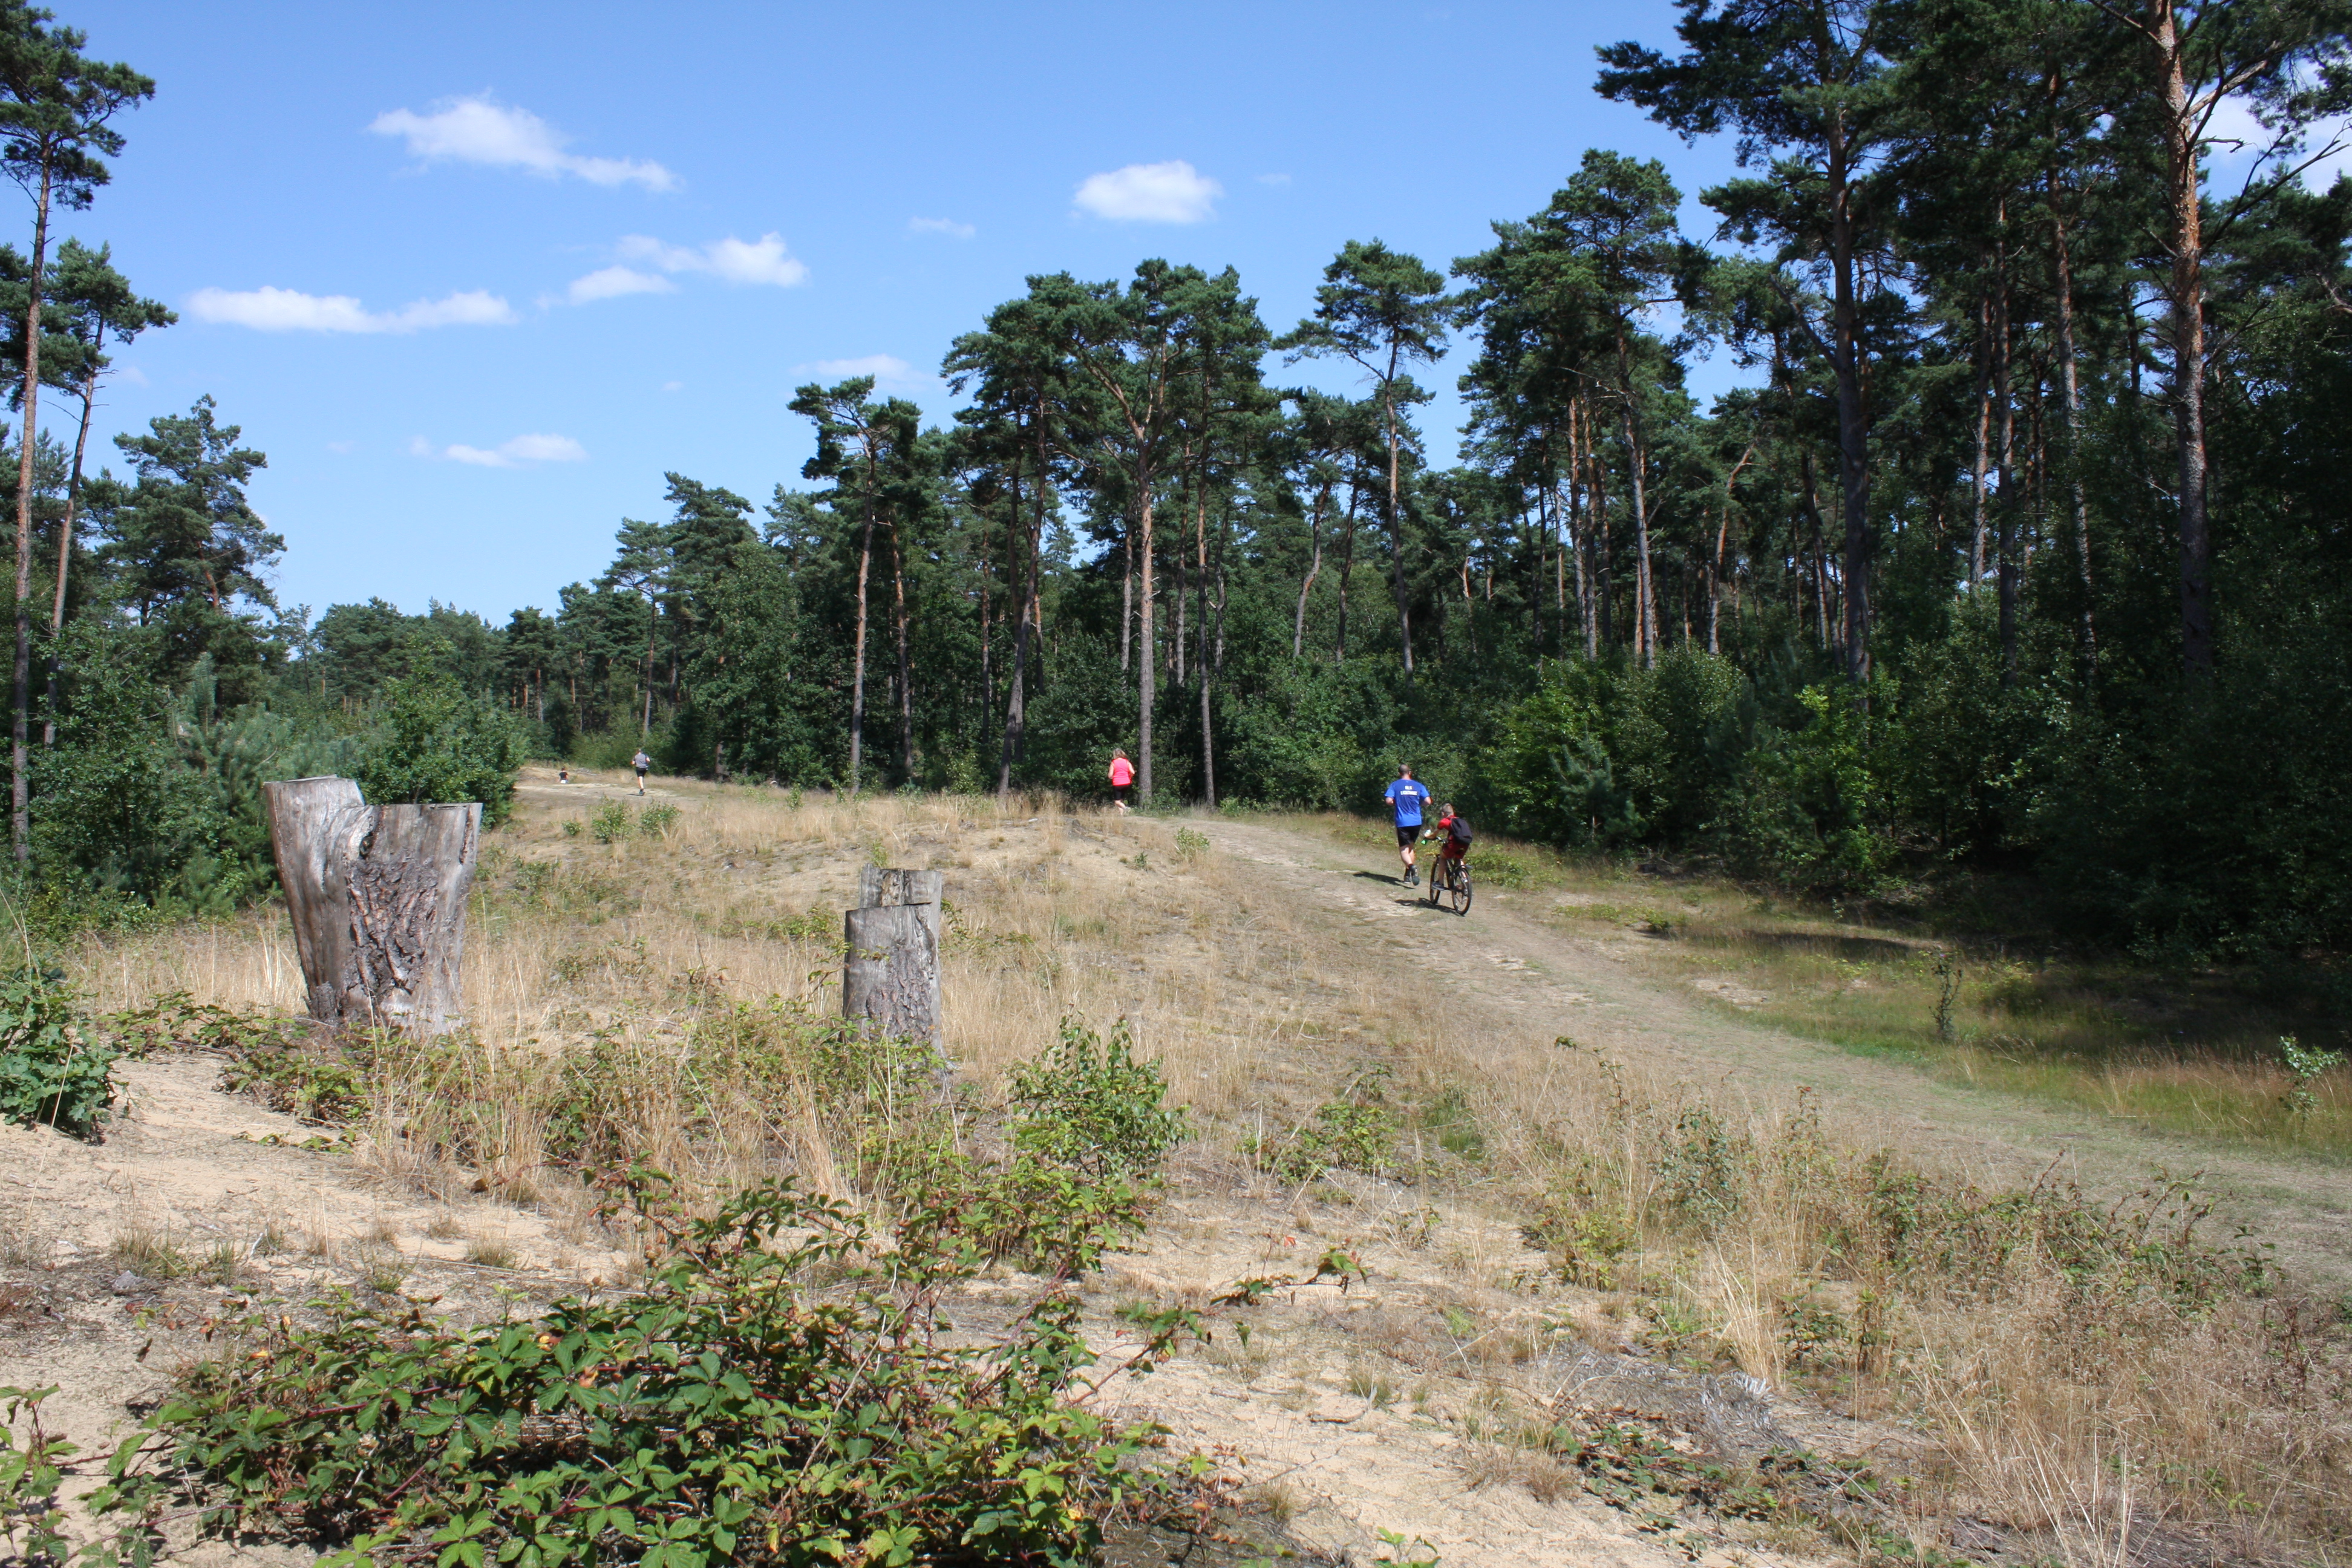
843, 867, 941, 1048
263, 776, 482, 1034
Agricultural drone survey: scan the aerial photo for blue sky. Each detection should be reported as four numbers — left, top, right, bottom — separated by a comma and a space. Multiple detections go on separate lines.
71, 1, 1768, 624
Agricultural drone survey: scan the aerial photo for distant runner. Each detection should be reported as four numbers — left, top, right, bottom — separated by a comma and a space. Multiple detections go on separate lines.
632, 750, 652, 795
1109, 748, 1134, 812
1385, 764, 1432, 886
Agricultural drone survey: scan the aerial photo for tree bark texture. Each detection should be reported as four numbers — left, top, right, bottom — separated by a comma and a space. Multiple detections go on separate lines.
264, 776, 482, 1035
843, 867, 942, 1050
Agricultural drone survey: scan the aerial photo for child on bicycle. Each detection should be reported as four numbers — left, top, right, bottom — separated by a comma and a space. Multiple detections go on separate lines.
1421, 804, 1471, 877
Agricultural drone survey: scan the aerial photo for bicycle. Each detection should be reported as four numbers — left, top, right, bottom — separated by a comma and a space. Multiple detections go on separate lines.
1425, 849, 1472, 915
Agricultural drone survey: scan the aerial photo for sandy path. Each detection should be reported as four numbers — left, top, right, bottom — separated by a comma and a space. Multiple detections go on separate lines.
1198, 818, 2352, 1285
0, 1058, 606, 1498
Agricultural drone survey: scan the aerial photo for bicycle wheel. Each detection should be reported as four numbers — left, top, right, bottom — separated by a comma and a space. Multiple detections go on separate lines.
1449, 860, 1472, 915
1425, 860, 1442, 906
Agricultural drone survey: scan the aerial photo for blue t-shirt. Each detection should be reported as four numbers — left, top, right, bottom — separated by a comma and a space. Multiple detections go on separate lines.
1385, 777, 1429, 827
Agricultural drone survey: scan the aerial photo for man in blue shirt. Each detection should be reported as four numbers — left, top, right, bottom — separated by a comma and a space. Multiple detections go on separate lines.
1384, 765, 1432, 886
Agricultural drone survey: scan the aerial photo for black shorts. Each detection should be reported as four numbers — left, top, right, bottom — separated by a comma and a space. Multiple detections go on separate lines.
1396, 824, 1421, 848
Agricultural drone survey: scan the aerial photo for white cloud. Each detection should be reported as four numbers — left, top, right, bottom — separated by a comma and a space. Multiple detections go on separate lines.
2204, 94, 2352, 191
566, 264, 675, 304
909, 215, 976, 238
615, 232, 808, 287
188, 285, 517, 333
800, 354, 934, 394
414, 432, 588, 469
368, 94, 676, 191
1073, 160, 1222, 223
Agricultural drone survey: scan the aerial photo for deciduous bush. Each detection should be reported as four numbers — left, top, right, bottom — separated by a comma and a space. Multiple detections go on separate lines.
356, 672, 525, 826
1006, 1016, 1187, 1178
122, 1174, 1171, 1567
0, 973, 114, 1138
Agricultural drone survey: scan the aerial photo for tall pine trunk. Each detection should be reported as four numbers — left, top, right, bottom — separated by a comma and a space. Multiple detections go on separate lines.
1382, 397, 1414, 675
45, 360, 97, 748
1614, 331, 1658, 667
12, 163, 49, 858
1334, 472, 1359, 662
1292, 479, 1325, 659
1589, 441, 1615, 650
1119, 526, 1132, 673
2152, 0, 2212, 676
1199, 492, 1223, 808
848, 493, 874, 791
1826, 113, 1873, 683
1994, 270, 2020, 687
889, 520, 916, 780
1970, 290, 1993, 588
999, 408, 1048, 795
1621, 402, 1655, 667
2048, 169, 2099, 687
976, 481, 993, 731
1137, 488, 1157, 802
1801, 454, 1831, 650
1708, 444, 1754, 655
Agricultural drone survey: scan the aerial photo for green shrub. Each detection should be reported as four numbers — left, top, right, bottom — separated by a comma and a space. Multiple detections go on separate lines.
1721, 685, 1894, 895
126, 1174, 1169, 1566
356, 673, 525, 826
638, 802, 680, 838
0, 973, 114, 1137
589, 800, 632, 844
1006, 1016, 1188, 1178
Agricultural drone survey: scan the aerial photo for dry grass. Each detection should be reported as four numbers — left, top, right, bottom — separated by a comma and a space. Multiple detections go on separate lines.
57, 777, 2352, 1562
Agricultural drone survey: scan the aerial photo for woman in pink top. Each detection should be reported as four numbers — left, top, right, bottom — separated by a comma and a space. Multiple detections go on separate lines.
1108, 749, 1134, 811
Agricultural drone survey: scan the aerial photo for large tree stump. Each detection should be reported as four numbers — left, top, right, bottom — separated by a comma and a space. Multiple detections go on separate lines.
843, 867, 941, 1048
263, 776, 482, 1034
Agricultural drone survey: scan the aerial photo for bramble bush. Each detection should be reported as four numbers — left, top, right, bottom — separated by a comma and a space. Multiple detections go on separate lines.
0, 972, 115, 1138
115, 1172, 1177, 1568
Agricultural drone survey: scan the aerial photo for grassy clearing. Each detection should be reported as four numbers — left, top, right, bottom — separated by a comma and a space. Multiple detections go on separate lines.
53, 778, 2352, 1563
1269, 807, 2352, 1161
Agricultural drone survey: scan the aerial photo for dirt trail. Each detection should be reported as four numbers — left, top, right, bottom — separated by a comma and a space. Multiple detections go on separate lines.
0, 1059, 614, 1520
1198, 818, 2352, 1285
